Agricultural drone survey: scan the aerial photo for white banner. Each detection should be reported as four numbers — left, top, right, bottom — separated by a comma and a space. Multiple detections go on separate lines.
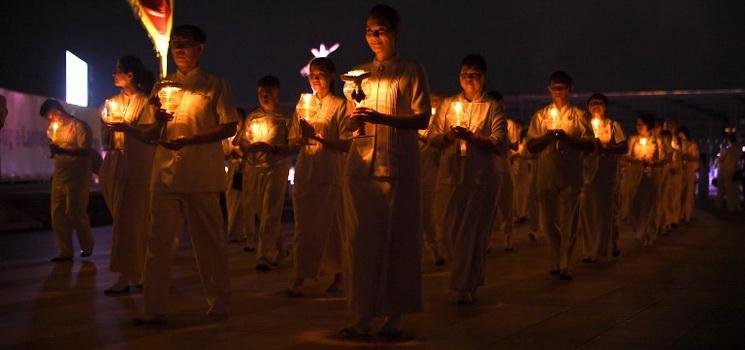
0, 88, 103, 182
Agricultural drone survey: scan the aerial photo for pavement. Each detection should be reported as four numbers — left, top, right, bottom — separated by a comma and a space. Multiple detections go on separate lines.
0, 208, 743, 349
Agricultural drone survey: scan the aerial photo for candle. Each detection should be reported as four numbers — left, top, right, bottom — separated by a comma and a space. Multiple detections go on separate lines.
452, 101, 465, 127
247, 120, 270, 143
549, 107, 559, 130
451, 101, 468, 156
431, 107, 437, 116
639, 137, 649, 160
298, 93, 315, 120
51, 121, 60, 143
591, 117, 601, 138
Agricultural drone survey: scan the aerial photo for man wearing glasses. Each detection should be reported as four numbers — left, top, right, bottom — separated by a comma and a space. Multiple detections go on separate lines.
526, 71, 594, 280
137, 24, 239, 323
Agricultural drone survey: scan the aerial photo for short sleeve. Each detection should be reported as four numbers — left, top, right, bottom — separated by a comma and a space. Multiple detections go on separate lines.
216, 78, 239, 125
612, 121, 626, 143
409, 64, 431, 115
489, 101, 508, 153
77, 121, 92, 149
526, 110, 544, 141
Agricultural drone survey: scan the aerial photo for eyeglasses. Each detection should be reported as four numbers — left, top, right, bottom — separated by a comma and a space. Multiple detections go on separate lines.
170, 40, 199, 49
460, 72, 483, 79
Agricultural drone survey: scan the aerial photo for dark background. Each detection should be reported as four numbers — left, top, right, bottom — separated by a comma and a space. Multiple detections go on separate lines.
1, 0, 744, 109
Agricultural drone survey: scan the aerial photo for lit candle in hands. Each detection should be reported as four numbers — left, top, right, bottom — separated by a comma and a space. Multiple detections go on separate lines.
450, 101, 468, 156
549, 107, 560, 130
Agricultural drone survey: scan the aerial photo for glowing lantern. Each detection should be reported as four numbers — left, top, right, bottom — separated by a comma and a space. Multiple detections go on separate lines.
341, 69, 371, 136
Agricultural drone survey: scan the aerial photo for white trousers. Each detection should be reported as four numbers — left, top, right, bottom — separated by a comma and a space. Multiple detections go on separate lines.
225, 160, 246, 241
243, 164, 289, 264
538, 185, 580, 270
144, 191, 231, 316
51, 175, 93, 257
492, 158, 514, 247
438, 183, 497, 292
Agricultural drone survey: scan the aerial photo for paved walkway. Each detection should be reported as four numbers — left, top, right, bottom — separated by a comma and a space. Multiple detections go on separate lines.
0, 209, 743, 349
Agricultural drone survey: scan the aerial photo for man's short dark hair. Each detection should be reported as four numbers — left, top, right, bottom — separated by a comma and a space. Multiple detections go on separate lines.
39, 99, 65, 117
171, 25, 207, 43
548, 71, 573, 87
587, 93, 608, 106
461, 54, 487, 74
258, 75, 281, 88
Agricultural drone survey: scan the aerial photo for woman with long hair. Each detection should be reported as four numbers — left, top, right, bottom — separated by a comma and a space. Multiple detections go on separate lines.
100, 55, 155, 294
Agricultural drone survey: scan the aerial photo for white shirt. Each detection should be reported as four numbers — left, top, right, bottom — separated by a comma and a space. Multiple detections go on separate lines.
142, 67, 238, 193
343, 57, 431, 179
47, 116, 92, 183
240, 108, 291, 169
289, 93, 350, 185
427, 93, 506, 185
527, 104, 592, 190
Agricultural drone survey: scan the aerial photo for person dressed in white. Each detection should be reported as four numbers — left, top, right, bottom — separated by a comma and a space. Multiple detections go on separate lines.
514, 133, 541, 240
40, 99, 94, 262
488, 91, 516, 252
136, 25, 238, 323
420, 91, 446, 266
428, 54, 506, 304
677, 127, 699, 222
624, 115, 665, 246
658, 128, 683, 231
237, 76, 292, 272
578, 93, 627, 263
339, 5, 431, 338
663, 119, 684, 229
715, 134, 743, 212
224, 109, 248, 244
651, 120, 670, 238
286, 57, 350, 297
526, 71, 594, 280
99, 56, 156, 294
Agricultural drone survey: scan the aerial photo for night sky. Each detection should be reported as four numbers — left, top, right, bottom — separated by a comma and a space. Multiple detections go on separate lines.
2, 0, 744, 109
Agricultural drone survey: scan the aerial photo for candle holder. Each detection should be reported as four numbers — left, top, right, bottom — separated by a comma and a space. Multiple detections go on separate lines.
450, 101, 469, 156
102, 99, 126, 150
341, 70, 371, 136
155, 79, 185, 141
296, 93, 319, 145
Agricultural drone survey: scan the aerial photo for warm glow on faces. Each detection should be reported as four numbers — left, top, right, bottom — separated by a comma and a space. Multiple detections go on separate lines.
112, 62, 134, 89
459, 67, 485, 98
45, 109, 63, 122
258, 86, 280, 112
170, 35, 204, 72
308, 66, 332, 96
588, 100, 606, 118
548, 82, 570, 105
365, 19, 396, 59
636, 119, 649, 136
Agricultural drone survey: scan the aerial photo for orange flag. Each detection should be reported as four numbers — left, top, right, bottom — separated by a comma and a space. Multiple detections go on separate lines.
127, 0, 174, 78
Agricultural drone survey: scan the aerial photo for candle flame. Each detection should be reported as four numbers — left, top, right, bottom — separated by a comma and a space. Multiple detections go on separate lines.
640, 137, 648, 146
592, 118, 600, 129
431, 107, 437, 116
52, 122, 59, 132
549, 107, 558, 119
